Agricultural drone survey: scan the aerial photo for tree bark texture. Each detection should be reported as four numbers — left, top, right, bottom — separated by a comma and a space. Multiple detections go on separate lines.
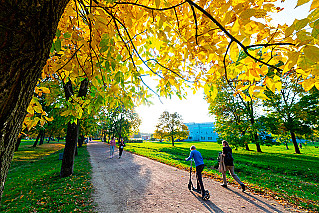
60, 121, 79, 177
0, 0, 70, 200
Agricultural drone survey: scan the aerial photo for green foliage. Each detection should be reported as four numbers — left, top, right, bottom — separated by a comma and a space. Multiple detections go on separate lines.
125, 141, 319, 211
0, 141, 94, 212
100, 106, 141, 141
154, 111, 189, 145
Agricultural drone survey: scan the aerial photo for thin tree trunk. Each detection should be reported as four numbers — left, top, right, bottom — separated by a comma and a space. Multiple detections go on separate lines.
47, 134, 52, 143
33, 131, 41, 147
39, 129, 45, 145
15, 137, 22, 152
256, 143, 262, 152
0, 0, 70, 200
251, 114, 262, 152
78, 135, 84, 147
255, 132, 262, 152
60, 79, 88, 177
245, 143, 250, 151
290, 130, 301, 154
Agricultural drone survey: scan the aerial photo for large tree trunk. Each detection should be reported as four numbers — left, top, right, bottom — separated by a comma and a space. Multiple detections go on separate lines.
61, 81, 76, 177
60, 122, 79, 177
0, 0, 70, 200
60, 79, 88, 177
290, 130, 301, 154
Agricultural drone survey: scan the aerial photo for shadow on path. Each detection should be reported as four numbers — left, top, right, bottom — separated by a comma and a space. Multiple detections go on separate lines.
88, 141, 297, 213
87, 141, 152, 212
226, 187, 284, 213
190, 191, 224, 213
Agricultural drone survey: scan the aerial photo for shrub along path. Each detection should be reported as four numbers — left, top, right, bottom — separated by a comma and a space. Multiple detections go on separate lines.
87, 141, 299, 213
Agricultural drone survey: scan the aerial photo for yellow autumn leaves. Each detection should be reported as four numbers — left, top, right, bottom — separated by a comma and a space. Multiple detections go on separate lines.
22, 0, 319, 131
24, 87, 53, 131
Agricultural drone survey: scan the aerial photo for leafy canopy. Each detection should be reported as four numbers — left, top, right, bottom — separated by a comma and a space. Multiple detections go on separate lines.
24, 0, 319, 129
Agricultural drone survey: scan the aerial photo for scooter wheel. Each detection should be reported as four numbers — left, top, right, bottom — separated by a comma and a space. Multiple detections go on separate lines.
203, 191, 210, 200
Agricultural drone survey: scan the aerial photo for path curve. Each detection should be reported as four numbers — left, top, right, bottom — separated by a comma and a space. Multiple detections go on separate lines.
87, 141, 298, 213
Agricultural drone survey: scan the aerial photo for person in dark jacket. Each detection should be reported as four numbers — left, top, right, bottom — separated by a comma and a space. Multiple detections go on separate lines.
221, 140, 246, 192
185, 145, 207, 199
118, 138, 125, 158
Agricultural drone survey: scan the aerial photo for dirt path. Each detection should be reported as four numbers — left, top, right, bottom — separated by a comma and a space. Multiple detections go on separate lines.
87, 141, 298, 213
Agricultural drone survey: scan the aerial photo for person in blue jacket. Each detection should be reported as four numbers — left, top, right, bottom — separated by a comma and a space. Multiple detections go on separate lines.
185, 145, 206, 198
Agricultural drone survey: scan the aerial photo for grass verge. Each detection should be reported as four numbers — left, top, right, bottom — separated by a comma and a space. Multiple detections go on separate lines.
125, 141, 319, 212
0, 141, 94, 212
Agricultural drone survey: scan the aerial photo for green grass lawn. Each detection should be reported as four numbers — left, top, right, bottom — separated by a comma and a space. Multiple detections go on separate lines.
0, 140, 94, 212
125, 141, 319, 212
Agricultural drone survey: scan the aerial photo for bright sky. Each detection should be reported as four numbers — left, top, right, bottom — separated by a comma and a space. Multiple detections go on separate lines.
135, 0, 312, 133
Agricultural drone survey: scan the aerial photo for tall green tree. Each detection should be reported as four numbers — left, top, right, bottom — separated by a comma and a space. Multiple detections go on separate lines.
263, 72, 312, 154
207, 79, 265, 152
298, 88, 319, 142
100, 106, 141, 141
155, 111, 189, 146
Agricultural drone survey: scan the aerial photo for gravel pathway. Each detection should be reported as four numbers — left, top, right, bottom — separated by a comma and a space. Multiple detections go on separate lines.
87, 141, 298, 213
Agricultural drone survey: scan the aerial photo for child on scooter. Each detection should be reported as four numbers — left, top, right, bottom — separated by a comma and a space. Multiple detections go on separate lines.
185, 145, 208, 199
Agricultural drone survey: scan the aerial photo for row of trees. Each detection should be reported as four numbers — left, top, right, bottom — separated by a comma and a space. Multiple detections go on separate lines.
99, 106, 141, 142
17, 74, 141, 177
208, 65, 319, 154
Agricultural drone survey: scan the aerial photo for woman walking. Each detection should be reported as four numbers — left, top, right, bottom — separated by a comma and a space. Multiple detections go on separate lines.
220, 140, 246, 192
118, 138, 125, 158
109, 137, 116, 158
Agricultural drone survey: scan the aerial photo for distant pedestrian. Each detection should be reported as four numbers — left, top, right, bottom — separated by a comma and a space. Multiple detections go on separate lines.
109, 137, 116, 158
299, 143, 302, 149
220, 140, 246, 192
185, 145, 208, 199
118, 138, 125, 158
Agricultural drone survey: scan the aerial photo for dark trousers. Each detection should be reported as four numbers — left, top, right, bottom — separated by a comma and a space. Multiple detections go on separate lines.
119, 148, 124, 156
196, 164, 205, 195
